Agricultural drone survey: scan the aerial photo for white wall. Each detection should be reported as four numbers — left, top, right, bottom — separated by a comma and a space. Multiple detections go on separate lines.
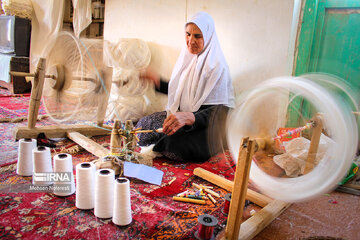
104, 0, 295, 107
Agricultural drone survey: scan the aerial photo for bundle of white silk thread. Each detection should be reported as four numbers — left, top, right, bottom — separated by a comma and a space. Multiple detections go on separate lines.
32, 146, 53, 185
104, 38, 158, 122
17, 138, 37, 176
53, 153, 75, 196
76, 162, 96, 209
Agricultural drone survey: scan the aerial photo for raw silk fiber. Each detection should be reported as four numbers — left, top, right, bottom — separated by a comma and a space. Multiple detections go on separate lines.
72, 0, 92, 38
30, 0, 65, 72
167, 12, 234, 114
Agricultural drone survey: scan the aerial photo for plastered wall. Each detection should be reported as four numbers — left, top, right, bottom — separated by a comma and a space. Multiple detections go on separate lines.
104, 0, 296, 111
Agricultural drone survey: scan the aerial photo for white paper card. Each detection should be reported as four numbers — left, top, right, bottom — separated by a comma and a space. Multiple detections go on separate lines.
124, 161, 163, 185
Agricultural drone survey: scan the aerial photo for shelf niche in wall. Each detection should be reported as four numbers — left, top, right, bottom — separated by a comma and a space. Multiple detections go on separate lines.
63, 0, 105, 39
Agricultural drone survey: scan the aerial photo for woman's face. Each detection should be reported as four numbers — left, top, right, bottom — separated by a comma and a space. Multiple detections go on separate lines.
185, 23, 204, 55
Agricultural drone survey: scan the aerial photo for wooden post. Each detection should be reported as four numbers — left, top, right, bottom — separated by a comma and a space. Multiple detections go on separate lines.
110, 120, 122, 155
225, 138, 255, 240
28, 58, 46, 129
304, 114, 323, 174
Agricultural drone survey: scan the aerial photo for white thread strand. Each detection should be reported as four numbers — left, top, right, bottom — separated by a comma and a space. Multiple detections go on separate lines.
112, 177, 132, 226
17, 138, 37, 176
53, 153, 75, 196
94, 168, 114, 218
227, 76, 358, 202
76, 162, 96, 209
32, 146, 53, 185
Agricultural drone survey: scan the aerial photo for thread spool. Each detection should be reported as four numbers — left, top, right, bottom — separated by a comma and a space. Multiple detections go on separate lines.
76, 162, 96, 209
94, 168, 115, 218
222, 193, 231, 215
17, 138, 37, 176
53, 153, 75, 196
194, 214, 218, 240
112, 177, 132, 226
32, 146, 53, 185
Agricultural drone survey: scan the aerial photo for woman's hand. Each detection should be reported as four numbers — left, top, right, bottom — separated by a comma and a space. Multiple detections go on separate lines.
163, 112, 195, 135
140, 66, 160, 88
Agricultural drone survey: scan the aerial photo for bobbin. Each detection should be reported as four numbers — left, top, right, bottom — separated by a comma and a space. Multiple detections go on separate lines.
222, 193, 231, 215
94, 168, 115, 219
194, 214, 218, 240
53, 153, 75, 196
32, 146, 53, 185
112, 177, 132, 226
17, 138, 36, 176
76, 162, 96, 210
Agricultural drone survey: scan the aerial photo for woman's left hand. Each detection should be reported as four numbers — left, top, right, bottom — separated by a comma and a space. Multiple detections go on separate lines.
163, 112, 195, 135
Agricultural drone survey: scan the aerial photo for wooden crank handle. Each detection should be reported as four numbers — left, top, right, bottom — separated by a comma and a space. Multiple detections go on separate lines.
9, 71, 34, 78
9, 71, 57, 80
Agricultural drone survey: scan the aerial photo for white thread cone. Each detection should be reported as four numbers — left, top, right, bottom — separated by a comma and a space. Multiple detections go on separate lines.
32, 146, 53, 185
53, 153, 75, 196
94, 168, 114, 218
17, 138, 36, 176
76, 162, 96, 209
112, 177, 132, 226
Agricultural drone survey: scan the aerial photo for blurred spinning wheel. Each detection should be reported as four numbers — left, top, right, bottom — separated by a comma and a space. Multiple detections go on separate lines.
42, 31, 112, 124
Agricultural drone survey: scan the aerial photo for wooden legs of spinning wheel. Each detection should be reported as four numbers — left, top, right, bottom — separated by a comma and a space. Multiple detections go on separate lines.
225, 138, 255, 240
28, 58, 46, 129
193, 137, 281, 240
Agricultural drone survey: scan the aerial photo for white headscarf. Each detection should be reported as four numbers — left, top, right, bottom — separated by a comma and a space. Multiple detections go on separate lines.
167, 12, 235, 114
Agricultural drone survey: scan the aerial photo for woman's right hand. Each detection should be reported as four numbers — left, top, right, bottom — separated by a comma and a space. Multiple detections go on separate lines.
162, 112, 195, 135
140, 66, 160, 89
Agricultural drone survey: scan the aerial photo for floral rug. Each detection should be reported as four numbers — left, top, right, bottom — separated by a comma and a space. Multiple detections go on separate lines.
0, 87, 48, 165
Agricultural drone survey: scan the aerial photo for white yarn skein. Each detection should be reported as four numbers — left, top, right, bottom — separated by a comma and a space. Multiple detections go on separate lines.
94, 168, 115, 218
53, 153, 75, 196
32, 146, 53, 185
104, 39, 151, 70
17, 138, 37, 176
227, 76, 358, 202
76, 162, 96, 209
112, 178, 132, 226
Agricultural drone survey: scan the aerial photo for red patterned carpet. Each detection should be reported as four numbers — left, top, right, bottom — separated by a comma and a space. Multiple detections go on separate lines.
0, 150, 237, 239
0, 87, 250, 239
0, 87, 49, 166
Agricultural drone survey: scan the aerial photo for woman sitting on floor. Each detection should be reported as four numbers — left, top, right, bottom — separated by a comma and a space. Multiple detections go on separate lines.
136, 11, 234, 162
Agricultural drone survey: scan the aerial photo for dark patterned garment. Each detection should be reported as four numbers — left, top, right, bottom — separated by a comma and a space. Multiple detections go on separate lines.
135, 79, 230, 162
135, 111, 167, 146
136, 105, 229, 162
